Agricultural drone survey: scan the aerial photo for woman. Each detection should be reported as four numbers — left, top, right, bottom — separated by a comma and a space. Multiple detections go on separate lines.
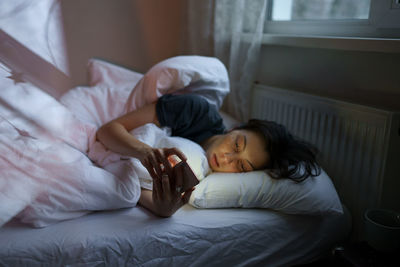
96, 94, 320, 217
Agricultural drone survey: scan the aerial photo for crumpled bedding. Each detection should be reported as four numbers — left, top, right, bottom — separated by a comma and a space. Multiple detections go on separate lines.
0, 60, 212, 227
0, 71, 104, 227
0, 203, 351, 267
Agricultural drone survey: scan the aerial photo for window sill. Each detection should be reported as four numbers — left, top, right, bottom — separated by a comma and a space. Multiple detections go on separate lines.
261, 34, 400, 53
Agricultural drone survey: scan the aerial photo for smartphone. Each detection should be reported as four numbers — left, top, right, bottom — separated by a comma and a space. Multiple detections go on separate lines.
172, 161, 199, 193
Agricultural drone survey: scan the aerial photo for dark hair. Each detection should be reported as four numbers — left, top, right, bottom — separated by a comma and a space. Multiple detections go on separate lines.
235, 119, 321, 182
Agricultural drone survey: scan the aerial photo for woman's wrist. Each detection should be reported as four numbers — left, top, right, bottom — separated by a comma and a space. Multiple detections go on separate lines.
134, 144, 153, 161
139, 189, 176, 218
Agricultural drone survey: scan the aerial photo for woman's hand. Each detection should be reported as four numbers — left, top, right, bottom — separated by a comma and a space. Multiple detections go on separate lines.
139, 147, 186, 179
152, 172, 194, 217
141, 147, 193, 217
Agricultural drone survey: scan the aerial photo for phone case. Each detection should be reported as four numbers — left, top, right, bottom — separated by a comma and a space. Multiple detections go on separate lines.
172, 161, 199, 193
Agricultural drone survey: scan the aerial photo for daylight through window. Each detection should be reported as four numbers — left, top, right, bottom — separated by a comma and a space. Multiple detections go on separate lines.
271, 0, 371, 21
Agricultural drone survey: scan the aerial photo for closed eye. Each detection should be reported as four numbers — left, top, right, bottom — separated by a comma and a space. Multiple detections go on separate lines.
235, 137, 240, 152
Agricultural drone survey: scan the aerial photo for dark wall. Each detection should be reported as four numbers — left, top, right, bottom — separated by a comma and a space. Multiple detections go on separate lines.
257, 45, 400, 111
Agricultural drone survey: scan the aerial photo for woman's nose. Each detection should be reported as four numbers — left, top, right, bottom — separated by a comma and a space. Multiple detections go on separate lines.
223, 152, 235, 164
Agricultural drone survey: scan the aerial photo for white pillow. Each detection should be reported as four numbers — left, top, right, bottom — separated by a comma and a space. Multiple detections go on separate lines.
87, 58, 143, 87
189, 169, 343, 215
60, 59, 144, 127
124, 55, 230, 111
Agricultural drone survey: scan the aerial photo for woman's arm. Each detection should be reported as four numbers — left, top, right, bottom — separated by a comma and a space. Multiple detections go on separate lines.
96, 103, 159, 160
97, 101, 190, 217
96, 102, 186, 171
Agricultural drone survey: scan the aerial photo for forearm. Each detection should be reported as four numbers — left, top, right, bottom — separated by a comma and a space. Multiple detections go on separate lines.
96, 122, 151, 160
96, 103, 160, 160
138, 189, 172, 217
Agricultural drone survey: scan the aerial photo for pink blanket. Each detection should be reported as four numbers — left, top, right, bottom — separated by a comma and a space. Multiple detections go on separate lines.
0, 56, 228, 227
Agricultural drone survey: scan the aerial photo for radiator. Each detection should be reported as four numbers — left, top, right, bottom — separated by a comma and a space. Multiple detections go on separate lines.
250, 84, 400, 240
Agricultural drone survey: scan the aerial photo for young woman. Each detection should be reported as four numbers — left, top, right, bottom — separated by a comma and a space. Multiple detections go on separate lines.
96, 94, 320, 217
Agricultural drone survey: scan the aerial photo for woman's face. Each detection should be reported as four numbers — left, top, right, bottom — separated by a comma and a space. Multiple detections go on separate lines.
205, 129, 269, 173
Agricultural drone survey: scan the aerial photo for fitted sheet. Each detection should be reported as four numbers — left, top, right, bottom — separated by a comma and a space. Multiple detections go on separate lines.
0, 204, 351, 267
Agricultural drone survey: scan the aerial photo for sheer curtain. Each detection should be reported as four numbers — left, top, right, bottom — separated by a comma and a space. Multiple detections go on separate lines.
186, 0, 267, 122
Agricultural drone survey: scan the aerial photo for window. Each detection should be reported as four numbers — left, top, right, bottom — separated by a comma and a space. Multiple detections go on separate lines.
271, 0, 370, 21
264, 0, 400, 38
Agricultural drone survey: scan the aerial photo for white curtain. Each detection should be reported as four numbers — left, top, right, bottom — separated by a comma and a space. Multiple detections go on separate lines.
186, 0, 267, 122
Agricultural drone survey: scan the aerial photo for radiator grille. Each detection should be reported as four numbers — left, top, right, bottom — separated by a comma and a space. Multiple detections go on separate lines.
251, 85, 398, 240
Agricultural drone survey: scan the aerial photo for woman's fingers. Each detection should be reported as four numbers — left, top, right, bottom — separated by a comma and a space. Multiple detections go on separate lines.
152, 175, 161, 201
144, 147, 187, 174
143, 158, 157, 180
161, 172, 171, 196
150, 150, 163, 177
154, 149, 171, 175
143, 147, 192, 216
164, 147, 187, 162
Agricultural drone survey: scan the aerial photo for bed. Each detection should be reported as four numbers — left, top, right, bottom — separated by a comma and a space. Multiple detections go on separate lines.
0, 2, 350, 265
0, 55, 351, 267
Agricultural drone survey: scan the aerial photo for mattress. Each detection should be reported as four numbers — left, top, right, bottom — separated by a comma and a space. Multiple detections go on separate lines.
0, 204, 351, 267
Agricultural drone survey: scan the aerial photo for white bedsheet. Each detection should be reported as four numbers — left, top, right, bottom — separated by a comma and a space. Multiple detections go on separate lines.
0, 203, 351, 267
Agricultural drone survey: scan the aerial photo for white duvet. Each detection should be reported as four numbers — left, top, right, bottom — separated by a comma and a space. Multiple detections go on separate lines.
0, 56, 228, 227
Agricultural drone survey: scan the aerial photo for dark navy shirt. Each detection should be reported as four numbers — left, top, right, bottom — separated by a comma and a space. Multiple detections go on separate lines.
156, 94, 225, 144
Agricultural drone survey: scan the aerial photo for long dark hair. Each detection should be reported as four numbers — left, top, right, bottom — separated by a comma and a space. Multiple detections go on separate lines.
236, 119, 321, 182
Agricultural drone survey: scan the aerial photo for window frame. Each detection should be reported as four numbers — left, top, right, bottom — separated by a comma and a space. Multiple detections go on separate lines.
264, 0, 400, 38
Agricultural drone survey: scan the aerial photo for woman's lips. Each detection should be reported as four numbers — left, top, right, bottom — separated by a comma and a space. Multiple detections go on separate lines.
213, 154, 219, 168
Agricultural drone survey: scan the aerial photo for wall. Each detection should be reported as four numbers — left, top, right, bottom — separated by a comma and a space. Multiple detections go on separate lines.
61, 0, 186, 86
256, 45, 400, 111
60, 0, 399, 111
255, 43, 400, 241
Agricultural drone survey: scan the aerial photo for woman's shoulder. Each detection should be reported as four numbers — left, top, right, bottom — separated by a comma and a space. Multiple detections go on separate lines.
160, 93, 208, 103
158, 93, 212, 111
